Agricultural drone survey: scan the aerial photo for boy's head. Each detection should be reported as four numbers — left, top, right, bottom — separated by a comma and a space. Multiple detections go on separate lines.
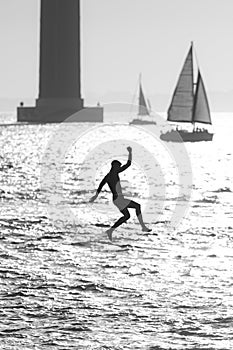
111, 160, 121, 171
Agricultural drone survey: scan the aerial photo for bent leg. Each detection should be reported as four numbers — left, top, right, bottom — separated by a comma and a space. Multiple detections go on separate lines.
106, 209, 130, 241
127, 200, 151, 232
112, 208, 130, 229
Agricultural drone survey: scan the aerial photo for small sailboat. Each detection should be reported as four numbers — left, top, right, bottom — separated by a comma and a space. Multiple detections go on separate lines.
130, 75, 156, 125
160, 43, 213, 142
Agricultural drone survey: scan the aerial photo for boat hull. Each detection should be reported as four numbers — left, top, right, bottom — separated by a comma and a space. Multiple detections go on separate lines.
160, 130, 213, 142
129, 119, 156, 125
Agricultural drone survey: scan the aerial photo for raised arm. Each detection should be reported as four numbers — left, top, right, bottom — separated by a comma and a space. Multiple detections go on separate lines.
89, 175, 108, 202
118, 147, 132, 173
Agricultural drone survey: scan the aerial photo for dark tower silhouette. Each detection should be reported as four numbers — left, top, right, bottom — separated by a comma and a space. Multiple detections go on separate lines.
17, 0, 103, 123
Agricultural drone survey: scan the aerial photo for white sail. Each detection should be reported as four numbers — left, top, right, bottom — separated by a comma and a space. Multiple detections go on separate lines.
147, 98, 152, 113
168, 45, 194, 122
193, 71, 212, 125
138, 83, 150, 116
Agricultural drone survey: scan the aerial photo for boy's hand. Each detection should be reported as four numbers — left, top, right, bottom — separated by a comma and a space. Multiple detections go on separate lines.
127, 146, 132, 153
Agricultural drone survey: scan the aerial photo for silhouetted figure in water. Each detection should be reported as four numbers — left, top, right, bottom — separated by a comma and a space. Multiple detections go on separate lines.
90, 147, 151, 241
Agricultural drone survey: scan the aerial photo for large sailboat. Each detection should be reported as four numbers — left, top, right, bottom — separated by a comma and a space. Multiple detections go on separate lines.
130, 75, 156, 125
160, 43, 213, 142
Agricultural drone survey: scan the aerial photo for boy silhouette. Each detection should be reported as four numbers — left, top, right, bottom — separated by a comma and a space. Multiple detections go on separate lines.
90, 147, 151, 240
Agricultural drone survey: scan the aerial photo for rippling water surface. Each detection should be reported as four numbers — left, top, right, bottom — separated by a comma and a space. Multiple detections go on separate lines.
0, 112, 233, 350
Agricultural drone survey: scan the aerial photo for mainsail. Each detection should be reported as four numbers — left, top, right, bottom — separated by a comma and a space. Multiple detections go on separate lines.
168, 45, 194, 122
138, 83, 150, 116
192, 71, 212, 124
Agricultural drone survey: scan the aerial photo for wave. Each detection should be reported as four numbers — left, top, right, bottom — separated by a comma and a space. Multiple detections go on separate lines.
174, 304, 205, 309
2, 291, 35, 298
0, 191, 40, 201
94, 223, 111, 228
152, 220, 170, 225
213, 187, 232, 193
41, 234, 63, 240
0, 217, 47, 230
0, 190, 13, 200
71, 241, 90, 247
60, 324, 91, 332
166, 195, 190, 202
149, 347, 172, 350
0, 163, 14, 171
70, 189, 91, 196
70, 281, 137, 294
194, 195, 218, 204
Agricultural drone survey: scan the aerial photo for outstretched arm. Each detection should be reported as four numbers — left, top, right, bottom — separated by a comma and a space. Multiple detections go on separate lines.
89, 175, 107, 202
119, 147, 132, 173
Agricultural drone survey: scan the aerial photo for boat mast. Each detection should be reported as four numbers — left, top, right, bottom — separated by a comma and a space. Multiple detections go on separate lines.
190, 41, 196, 132
138, 73, 142, 118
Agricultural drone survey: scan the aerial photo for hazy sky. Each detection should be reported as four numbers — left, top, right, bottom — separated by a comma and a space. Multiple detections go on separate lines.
0, 0, 233, 107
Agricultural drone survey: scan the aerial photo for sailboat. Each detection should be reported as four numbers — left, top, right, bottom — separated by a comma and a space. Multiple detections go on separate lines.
130, 75, 156, 125
160, 43, 213, 142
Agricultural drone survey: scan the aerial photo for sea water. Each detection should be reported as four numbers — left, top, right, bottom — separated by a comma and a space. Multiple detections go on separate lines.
0, 112, 233, 349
